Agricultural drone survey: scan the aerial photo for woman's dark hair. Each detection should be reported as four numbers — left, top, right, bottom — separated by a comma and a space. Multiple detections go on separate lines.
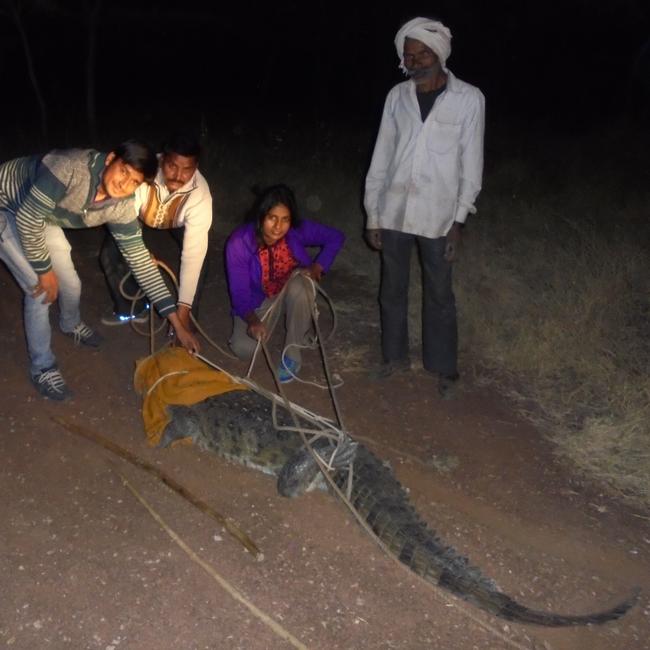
247, 184, 301, 238
112, 139, 158, 181
162, 132, 201, 159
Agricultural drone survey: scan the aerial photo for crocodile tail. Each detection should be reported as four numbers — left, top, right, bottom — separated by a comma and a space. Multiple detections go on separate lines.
441, 574, 640, 627
335, 444, 639, 627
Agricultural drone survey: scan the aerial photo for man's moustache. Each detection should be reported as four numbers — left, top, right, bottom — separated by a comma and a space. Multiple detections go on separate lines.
406, 67, 436, 80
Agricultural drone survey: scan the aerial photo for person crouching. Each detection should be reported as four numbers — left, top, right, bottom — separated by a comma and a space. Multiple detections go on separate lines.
225, 184, 344, 383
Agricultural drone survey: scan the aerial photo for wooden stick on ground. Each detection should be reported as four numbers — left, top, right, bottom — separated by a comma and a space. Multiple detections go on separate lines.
52, 415, 262, 559
117, 470, 307, 649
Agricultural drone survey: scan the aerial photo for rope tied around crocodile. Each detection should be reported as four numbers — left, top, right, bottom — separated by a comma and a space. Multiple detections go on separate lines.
242, 270, 357, 492
119, 262, 359, 499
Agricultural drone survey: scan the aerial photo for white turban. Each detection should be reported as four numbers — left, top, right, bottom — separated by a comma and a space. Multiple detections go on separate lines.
394, 17, 452, 73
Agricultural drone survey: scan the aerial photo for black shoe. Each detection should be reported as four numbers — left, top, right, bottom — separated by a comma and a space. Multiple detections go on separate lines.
369, 359, 411, 380
438, 373, 459, 400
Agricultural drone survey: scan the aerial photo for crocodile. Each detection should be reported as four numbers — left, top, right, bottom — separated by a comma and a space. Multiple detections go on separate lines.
159, 388, 638, 627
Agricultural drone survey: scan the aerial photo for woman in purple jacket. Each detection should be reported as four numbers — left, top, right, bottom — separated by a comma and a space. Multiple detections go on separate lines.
225, 184, 345, 382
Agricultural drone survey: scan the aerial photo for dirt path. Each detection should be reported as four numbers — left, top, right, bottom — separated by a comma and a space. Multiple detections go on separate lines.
1, 228, 649, 649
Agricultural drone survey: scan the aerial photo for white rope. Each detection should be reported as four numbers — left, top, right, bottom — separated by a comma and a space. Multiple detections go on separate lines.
118, 260, 237, 359
195, 350, 354, 480
194, 353, 339, 435
145, 370, 189, 397
243, 271, 343, 390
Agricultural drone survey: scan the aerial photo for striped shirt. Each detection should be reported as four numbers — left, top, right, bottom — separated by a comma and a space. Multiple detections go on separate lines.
0, 149, 176, 316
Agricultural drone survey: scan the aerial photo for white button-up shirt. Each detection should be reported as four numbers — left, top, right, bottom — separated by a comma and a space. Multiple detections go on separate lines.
364, 70, 485, 239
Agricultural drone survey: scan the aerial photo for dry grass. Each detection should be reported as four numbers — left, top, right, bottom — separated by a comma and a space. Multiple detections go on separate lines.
456, 126, 650, 508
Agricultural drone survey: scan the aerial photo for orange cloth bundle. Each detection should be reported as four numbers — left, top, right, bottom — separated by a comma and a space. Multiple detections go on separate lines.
133, 346, 246, 446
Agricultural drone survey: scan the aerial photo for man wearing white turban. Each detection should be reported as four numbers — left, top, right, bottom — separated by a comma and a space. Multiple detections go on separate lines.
364, 16, 485, 398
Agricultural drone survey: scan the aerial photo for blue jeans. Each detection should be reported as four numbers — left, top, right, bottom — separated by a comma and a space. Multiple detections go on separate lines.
0, 210, 82, 375
379, 229, 458, 376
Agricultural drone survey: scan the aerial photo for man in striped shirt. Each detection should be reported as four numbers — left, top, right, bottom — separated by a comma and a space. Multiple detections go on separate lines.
0, 140, 200, 401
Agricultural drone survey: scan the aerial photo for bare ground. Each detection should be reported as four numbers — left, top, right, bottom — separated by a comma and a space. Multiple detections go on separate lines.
1, 227, 649, 650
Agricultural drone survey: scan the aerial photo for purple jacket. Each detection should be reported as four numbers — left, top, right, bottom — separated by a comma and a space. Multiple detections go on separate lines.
225, 219, 345, 319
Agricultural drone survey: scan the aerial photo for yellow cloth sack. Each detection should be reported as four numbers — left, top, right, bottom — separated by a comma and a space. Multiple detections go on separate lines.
133, 346, 246, 446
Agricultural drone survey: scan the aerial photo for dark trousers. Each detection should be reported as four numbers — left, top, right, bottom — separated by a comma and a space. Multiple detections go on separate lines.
379, 229, 457, 376
99, 225, 210, 317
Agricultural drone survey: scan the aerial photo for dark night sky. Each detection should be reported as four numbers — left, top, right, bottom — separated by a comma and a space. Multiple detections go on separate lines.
1, 0, 649, 144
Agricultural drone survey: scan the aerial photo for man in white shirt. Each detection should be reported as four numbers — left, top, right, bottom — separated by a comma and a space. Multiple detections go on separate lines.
100, 133, 213, 332
364, 16, 485, 398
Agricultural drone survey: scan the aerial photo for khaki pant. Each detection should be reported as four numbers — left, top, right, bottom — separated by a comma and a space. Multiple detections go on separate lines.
229, 273, 315, 364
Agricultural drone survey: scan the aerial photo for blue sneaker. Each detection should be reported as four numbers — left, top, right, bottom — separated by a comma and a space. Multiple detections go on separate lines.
277, 356, 301, 384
